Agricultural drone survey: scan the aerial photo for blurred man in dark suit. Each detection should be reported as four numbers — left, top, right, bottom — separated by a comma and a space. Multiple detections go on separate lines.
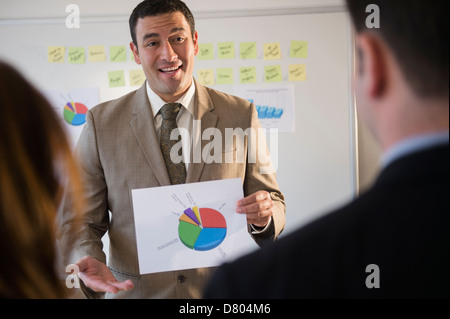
204, 0, 449, 298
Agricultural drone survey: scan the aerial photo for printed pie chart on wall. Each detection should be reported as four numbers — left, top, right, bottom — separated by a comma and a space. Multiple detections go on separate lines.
63, 101, 88, 126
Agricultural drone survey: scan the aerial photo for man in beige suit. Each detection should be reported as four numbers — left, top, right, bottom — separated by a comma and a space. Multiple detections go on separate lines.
59, 0, 285, 299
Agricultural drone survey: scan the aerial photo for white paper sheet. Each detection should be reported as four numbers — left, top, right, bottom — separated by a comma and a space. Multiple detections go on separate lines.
132, 178, 258, 275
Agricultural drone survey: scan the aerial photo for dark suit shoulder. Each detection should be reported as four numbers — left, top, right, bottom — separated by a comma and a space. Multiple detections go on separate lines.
205, 145, 450, 298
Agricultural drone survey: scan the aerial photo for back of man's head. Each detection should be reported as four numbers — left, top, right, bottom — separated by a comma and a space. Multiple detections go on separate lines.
346, 0, 449, 100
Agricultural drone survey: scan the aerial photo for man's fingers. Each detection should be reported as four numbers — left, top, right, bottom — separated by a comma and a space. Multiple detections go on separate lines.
236, 191, 269, 207
236, 198, 274, 214
113, 279, 134, 291
244, 207, 273, 221
78, 273, 133, 293
78, 274, 116, 293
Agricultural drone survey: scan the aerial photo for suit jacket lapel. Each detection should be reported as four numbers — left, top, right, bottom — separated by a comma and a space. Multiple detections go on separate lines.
130, 83, 171, 186
186, 79, 218, 183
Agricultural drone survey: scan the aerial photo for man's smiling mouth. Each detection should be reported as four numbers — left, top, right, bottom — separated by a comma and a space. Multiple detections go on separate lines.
159, 64, 183, 73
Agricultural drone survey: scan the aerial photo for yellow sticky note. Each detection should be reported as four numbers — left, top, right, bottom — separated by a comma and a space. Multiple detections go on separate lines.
217, 68, 234, 85
265, 65, 283, 83
67, 47, 85, 64
129, 69, 146, 86
289, 64, 306, 81
240, 42, 257, 60
110, 46, 127, 62
48, 46, 65, 63
263, 43, 282, 60
198, 43, 214, 60
240, 66, 257, 84
218, 42, 235, 59
108, 70, 125, 87
290, 41, 308, 58
197, 69, 215, 86
89, 45, 106, 62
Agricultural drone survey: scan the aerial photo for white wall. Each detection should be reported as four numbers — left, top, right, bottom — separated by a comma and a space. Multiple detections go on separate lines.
0, 0, 346, 20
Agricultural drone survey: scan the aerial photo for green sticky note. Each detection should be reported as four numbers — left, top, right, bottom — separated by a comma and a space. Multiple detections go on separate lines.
218, 42, 235, 59
240, 66, 257, 84
265, 65, 283, 83
108, 70, 125, 87
217, 68, 234, 85
290, 41, 308, 58
198, 43, 214, 60
240, 42, 257, 60
110, 46, 127, 62
68, 47, 85, 64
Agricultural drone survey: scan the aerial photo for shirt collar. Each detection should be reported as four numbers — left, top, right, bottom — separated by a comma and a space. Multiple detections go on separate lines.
381, 131, 449, 168
146, 79, 196, 118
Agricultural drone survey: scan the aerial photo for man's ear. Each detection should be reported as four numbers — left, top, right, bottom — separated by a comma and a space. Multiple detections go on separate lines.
192, 31, 199, 56
130, 42, 141, 65
356, 33, 387, 99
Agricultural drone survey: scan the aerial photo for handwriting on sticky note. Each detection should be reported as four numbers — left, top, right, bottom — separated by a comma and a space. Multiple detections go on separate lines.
48, 46, 65, 63
198, 43, 214, 60
263, 43, 281, 60
67, 47, 85, 64
265, 65, 283, 83
240, 67, 257, 84
217, 68, 234, 85
129, 69, 146, 86
290, 41, 308, 58
240, 42, 257, 60
110, 46, 127, 62
198, 69, 215, 86
289, 64, 306, 81
108, 70, 125, 87
218, 42, 235, 59
89, 45, 106, 62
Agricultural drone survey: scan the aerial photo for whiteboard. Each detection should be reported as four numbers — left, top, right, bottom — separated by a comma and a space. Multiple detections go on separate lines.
0, 9, 356, 236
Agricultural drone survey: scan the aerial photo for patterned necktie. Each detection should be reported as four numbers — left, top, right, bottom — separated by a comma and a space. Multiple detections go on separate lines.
159, 103, 186, 184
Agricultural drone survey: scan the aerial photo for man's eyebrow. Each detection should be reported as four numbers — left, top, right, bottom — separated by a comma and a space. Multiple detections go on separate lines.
170, 27, 186, 34
142, 32, 159, 42
141, 28, 187, 42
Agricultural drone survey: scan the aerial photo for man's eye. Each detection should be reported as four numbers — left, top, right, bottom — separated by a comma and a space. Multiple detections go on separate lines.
146, 42, 157, 47
173, 37, 184, 43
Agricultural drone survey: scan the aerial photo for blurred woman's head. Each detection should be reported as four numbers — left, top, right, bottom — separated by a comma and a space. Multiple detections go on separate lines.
0, 61, 83, 298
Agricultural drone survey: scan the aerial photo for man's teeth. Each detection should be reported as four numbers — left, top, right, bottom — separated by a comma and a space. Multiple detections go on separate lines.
161, 66, 180, 72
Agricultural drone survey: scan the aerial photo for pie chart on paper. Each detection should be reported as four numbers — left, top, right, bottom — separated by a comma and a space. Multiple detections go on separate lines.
178, 206, 227, 251
63, 102, 88, 126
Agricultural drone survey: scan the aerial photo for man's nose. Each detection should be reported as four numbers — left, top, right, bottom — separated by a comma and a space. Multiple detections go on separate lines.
160, 41, 178, 62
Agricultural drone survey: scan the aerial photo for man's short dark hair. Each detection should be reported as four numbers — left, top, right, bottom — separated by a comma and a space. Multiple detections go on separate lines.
129, 0, 195, 47
346, 0, 449, 99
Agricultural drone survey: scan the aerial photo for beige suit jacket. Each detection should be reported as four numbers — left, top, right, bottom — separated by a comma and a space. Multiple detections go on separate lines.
60, 79, 285, 298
